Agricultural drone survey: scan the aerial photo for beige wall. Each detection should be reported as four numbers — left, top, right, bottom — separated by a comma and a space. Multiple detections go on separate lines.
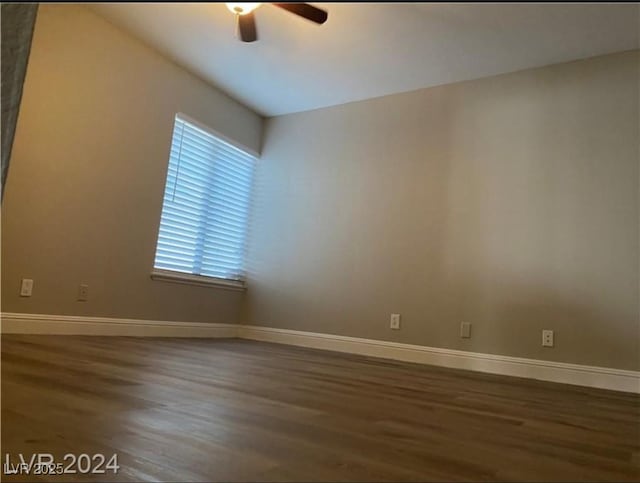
3, 5, 638, 371
1, 5, 263, 322
244, 51, 640, 371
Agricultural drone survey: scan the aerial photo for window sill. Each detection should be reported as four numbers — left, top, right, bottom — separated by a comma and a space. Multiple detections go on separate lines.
150, 269, 246, 291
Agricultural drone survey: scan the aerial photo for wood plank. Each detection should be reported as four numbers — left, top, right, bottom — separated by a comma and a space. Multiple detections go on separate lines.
2, 335, 639, 482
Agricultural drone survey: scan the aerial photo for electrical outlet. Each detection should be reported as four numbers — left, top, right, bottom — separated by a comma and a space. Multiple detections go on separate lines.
542, 329, 554, 347
20, 278, 33, 297
390, 314, 401, 330
77, 284, 89, 302
460, 322, 471, 338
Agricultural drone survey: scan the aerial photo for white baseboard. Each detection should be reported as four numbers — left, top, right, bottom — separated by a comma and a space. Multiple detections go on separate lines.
3, 313, 637, 393
238, 325, 640, 394
1, 312, 236, 338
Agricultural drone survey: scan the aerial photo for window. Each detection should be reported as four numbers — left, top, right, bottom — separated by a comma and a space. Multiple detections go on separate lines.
152, 114, 256, 289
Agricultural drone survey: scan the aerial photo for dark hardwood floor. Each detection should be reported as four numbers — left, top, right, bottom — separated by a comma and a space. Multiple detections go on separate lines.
1, 335, 639, 482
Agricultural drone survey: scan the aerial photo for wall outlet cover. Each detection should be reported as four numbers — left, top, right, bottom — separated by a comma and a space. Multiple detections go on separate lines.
20, 278, 34, 297
78, 284, 89, 302
542, 329, 554, 347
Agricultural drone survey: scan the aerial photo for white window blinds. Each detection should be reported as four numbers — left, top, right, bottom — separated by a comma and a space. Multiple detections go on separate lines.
153, 115, 256, 283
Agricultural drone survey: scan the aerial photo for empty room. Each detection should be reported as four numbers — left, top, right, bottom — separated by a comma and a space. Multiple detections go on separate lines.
1, 2, 639, 482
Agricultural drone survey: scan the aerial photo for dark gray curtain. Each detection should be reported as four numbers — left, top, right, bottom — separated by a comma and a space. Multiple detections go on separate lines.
1, 3, 38, 201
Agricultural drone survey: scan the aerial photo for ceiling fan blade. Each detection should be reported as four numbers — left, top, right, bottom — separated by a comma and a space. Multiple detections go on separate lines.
273, 3, 328, 24
237, 12, 258, 42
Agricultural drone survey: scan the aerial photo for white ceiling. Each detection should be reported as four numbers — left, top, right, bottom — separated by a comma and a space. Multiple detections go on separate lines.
90, 3, 639, 117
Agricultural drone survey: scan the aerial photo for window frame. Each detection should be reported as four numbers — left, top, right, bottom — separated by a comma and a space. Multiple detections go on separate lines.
150, 112, 258, 291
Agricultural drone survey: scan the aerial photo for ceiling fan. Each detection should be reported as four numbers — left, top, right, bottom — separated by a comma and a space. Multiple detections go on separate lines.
225, 3, 328, 43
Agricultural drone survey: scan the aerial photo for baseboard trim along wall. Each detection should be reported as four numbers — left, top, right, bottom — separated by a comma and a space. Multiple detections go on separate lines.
1, 312, 237, 338
237, 325, 640, 394
2, 313, 638, 393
